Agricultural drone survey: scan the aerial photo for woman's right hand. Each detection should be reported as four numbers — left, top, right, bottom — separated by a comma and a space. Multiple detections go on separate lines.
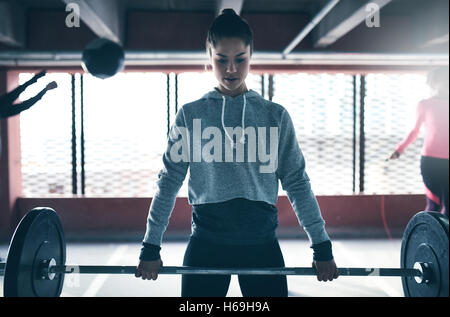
135, 259, 163, 280
389, 151, 400, 160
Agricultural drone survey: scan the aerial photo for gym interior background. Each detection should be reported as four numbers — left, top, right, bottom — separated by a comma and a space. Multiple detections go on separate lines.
0, 0, 448, 297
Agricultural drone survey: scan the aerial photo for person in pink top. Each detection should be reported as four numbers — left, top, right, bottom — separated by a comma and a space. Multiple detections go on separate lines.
390, 66, 449, 216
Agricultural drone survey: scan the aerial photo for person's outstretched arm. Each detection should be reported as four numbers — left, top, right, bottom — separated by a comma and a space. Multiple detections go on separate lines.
0, 80, 57, 119
0, 70, 47, 106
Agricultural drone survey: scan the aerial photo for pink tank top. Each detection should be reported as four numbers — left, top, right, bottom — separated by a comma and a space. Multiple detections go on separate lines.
396, 97, 449, 159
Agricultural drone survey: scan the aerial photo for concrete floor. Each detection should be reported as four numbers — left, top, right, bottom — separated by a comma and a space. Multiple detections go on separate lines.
0, 239, 405, 297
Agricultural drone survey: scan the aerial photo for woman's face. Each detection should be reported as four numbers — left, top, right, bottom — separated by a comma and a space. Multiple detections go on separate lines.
209, 37, 251, 97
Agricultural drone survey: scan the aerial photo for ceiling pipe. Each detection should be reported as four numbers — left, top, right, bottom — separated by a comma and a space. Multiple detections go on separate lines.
0, 50, 447, 67
282, 0, 340, 58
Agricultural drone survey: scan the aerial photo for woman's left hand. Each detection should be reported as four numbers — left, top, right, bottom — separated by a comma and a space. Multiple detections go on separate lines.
313, 259, 339, 282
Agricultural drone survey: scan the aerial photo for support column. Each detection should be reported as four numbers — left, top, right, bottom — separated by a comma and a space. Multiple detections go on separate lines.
0, 70, 23, 242
359, 75, 366, 193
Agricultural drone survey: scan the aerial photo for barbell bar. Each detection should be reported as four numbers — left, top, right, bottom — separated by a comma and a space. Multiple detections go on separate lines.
0, 261, 425, 278
1, 207, 448, 297
47, 264, 424, 277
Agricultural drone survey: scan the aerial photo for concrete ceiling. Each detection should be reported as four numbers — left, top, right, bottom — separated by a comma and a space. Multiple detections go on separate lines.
0, 0, 448, 67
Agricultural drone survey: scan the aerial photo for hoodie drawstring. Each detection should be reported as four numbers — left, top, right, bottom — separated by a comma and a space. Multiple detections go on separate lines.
221, 94, 246, 148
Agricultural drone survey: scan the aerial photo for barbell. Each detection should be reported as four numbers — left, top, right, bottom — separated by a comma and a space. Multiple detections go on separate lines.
0, 207, 448, 297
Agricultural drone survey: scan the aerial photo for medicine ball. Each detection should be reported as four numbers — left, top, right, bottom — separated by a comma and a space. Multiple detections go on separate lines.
82, 38, 125, 79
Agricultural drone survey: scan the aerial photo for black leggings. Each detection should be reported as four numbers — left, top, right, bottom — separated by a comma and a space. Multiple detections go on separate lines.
181, 237, 288, 297
420, 156, 449, 216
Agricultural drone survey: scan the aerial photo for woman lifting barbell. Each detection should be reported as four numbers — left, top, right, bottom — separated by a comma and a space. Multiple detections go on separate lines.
135, 9, 339, 297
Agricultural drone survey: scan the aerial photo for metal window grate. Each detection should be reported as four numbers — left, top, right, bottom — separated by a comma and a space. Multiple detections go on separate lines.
19, 73, 73, 197
82, 72, 168, 197
364, 73, 429, 194
272, 73, 356, 195
18, 71, 432, 198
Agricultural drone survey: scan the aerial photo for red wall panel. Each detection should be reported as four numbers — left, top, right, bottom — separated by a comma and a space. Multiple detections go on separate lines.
12, 194, 426, 242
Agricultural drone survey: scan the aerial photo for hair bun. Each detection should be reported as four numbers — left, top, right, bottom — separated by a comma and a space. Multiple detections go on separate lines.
221, 8, 237, 16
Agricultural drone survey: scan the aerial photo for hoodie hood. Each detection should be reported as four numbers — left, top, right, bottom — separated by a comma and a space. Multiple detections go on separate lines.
201, 88, 261, 148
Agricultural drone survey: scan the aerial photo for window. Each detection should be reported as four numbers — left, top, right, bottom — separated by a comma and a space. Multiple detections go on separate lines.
19, 71, 431, 197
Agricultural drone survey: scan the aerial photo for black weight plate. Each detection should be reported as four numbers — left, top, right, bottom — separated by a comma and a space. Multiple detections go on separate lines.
435, 214, 449, 237
401, 211, 449, 297
4, 207, 66, 297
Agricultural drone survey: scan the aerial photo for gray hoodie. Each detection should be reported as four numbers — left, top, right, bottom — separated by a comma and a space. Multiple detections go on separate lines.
143, 88, 330, 246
